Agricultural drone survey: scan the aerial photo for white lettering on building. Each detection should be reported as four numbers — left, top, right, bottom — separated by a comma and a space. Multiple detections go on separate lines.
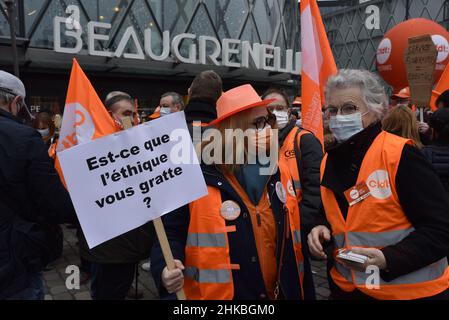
53, 6, 301, 75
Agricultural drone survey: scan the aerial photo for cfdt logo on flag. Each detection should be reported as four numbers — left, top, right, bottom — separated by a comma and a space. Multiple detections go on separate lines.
56, 59, 117, 154
59, 103, 95, 150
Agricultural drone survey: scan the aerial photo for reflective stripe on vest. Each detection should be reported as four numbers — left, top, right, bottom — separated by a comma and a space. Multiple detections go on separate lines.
185, 186, 234, 300
335, 261, 353, 282
298, 262, 305, 275
293, 180, 301, 190
352, 258, 448, 286
333, 234, 345, 248
333, 229, 448, 285
185, 267, 231, 284
333, 228, 414, 248
186, 233, 227, 248
279, 128, 308, 199
347, 229, 413, 248
292, 230, 301, 245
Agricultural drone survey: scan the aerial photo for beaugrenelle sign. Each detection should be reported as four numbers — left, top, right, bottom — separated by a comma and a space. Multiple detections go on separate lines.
53, 5, 301, 75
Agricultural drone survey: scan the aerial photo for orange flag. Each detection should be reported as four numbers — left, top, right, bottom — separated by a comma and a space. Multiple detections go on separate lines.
300, 0, 337, 144
54, 59, 118, 184
430, 62, 449, 110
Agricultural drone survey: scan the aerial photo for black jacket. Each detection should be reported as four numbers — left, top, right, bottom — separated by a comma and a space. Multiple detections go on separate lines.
422, 144, 449, 195
316, 122, 449, 300
184, 98, 217, 125
77, 222, 154, 264
0, 109, 76, 298
151, 165, 316, 300
278, 122, 324, 235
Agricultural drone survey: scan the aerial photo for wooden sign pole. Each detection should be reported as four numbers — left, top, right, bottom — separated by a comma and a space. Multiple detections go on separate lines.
153, 218, 187, 300
120, 117, 186, 300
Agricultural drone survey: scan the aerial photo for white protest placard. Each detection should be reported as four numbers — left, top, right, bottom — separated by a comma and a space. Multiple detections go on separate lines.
59, 112, 208, 248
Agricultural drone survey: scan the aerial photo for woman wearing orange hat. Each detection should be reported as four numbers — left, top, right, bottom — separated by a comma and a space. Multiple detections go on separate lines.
151, 84, 313, 300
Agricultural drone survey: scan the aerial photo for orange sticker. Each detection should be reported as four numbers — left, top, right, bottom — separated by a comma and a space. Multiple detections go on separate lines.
344, 181, 371, 206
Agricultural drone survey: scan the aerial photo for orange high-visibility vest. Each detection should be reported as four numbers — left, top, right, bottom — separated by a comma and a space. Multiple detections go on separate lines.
281, 158, 306, 299
320, 131, 449, 300
184, 186, 236, 300
279, 128, 309, 201
184, 162, 304, 300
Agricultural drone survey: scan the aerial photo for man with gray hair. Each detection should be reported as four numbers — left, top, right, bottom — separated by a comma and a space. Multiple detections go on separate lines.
307, 69, 449, 300
159, 92, 185, 117
104, 91, 140, 126
0, 70, 76, 299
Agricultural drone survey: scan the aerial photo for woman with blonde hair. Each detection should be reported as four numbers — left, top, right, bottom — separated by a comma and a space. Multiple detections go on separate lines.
151, 84, 315, 300
382, 104, 423, 148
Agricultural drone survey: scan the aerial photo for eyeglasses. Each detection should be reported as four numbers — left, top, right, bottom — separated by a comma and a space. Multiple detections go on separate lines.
252, 113, 277, 131
268, 104, 288, 112
325, 104, 359, 117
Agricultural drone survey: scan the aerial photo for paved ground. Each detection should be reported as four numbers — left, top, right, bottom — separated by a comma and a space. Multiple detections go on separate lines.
43, 226, 330, 300
311, 260, 331, 300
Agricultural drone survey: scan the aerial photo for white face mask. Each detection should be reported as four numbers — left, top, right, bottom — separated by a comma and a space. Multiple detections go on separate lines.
329, 112, 366, 142
37, 128, 50, 139
160, 107, 171, 117
272, 110, 289, 129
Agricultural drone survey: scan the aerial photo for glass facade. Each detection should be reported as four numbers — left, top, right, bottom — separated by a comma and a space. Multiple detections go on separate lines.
3, 1, 449, 69
0, 2, 10, 37
0, 0, 302, 112
320, 0, 449, 72
2, 0, 449, 103
2, 0, 300, 65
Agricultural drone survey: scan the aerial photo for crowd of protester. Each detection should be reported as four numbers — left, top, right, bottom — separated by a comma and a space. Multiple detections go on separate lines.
1, 67, 449, 300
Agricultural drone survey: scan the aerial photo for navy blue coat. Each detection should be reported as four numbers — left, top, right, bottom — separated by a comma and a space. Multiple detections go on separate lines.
0, 109, 76, 298
151, 165, 316, 300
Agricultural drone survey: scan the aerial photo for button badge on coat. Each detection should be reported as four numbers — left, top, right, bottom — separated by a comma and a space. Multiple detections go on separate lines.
220, 200, 241, 221
275, 182, 287, 203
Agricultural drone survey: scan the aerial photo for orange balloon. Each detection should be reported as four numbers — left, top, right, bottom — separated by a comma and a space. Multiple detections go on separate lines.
376, 18, 449, 92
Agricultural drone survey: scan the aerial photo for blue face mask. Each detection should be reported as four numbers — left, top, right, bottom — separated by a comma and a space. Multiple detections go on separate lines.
37, 128, 50, 139
329, 112, 366, 142
160, 107, 171, 117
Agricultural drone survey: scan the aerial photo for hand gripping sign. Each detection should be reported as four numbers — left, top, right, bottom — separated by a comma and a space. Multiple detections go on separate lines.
59, 112, 207, 300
